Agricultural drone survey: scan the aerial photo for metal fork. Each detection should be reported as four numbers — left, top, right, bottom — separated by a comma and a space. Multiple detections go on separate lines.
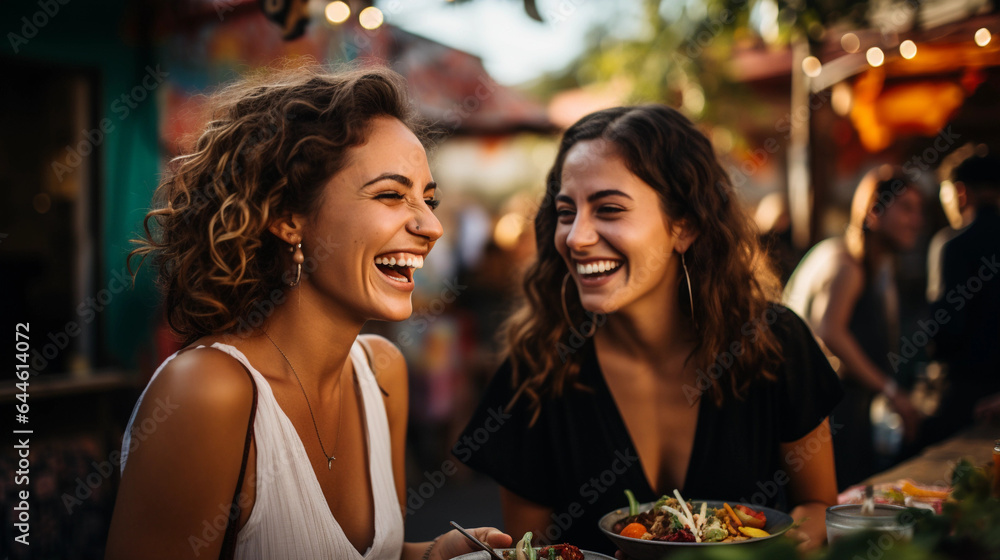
449, 521, 505, 560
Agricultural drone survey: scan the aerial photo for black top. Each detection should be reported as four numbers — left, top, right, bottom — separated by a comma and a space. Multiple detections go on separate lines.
929, 205, 1000, 433
454, 305, 843, 555
847, 275, 895, 376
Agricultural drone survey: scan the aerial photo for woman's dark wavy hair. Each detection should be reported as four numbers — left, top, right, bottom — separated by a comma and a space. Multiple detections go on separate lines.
504, 105, 784, 422
128, 63, 424, 344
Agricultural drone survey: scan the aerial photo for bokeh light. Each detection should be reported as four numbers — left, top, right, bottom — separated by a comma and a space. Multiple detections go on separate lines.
841, 32, 860, 53
899, 40, 917, 59
975, 28, 992, 47
324, 1, 350, 25
866, 47, 885, 67
494, 213, 525, 250
832, 82, 853, 116
802, 56, 822, 78
359, 6, 384, 30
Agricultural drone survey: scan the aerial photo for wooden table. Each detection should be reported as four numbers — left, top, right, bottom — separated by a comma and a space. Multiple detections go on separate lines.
864, 422, 999, 487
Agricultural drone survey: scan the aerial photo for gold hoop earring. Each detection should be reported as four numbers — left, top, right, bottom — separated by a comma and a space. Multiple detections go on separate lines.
561, 272, 597, 339
681, 251, 695, 325
288, 242, 303, 287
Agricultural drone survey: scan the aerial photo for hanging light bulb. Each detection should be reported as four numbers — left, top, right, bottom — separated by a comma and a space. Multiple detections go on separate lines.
325, 1, 350, 25
975, 28, 991, 47
841, 33, 861, 53
899, 40, 917, 59
359, 6, 384, 30
802, 56, 822, 77
866, 47, 885, 67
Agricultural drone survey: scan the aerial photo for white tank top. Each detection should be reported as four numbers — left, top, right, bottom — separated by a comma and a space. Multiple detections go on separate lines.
120, 340, 405, 559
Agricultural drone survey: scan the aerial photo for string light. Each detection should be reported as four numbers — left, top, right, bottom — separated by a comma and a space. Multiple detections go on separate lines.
802, 56, 822, 77
359, 6, 384, 30
841, 33, 860, 53
900, 40, 917, 59
325, 1, 350, 25
832, 82, 852, 116
975, 28, 991, 47
866, 47, 885, 67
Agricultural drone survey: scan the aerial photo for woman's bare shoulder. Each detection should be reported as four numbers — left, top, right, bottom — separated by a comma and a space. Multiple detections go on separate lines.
358, 334, 407, 381
136, 345, 256, 433
109, 346, 256, 559
358, 334, 408, 417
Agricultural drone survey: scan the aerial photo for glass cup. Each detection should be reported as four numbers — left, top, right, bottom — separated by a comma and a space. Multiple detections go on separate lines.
825, 504, 915, 544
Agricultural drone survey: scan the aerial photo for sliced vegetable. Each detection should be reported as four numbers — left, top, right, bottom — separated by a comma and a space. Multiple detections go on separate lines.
625, 489, 640, 516
520, 532, 537, 560
723, 502, 743, 527
738, 526, 770, 538
733, 504, 767, 529
515, 537, 526, 560
620, 522, 647, 539
901, 481, 949, 499
672, 489, 700, 543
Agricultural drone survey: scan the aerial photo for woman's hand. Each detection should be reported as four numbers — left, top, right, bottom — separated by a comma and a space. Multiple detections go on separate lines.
779, 421, 837, 554
785, 502, 829, 553
431, 527, 512, 560
889, 390, 921, 442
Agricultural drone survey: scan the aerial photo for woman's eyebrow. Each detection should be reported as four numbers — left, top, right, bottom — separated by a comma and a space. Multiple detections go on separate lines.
555, 189, 633, 204
587, 189, 633, 202
362, 173, 413, 189
362, 173, 437, 193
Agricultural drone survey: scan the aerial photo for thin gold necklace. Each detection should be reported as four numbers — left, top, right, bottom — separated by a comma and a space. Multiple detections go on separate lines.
264, 331, 344, 470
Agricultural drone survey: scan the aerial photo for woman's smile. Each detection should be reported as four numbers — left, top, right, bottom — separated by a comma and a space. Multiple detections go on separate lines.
573, 257, 626, 288
372, 250, 426, 290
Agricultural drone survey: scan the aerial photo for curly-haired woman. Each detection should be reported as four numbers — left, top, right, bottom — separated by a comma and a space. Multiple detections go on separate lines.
106, 65, 510, 560
456, 106, 843, 554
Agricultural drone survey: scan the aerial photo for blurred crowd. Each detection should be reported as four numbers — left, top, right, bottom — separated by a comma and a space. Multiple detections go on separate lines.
780, 146, 1000, 489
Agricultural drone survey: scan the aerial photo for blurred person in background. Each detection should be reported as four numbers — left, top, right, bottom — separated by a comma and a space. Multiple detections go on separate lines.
784, 166, 923, 490
457, 105, 842, 554
922, 151, 1000, 445
927, 144, 981, 302
754, 191, 798, 285
105, 65, 509, 560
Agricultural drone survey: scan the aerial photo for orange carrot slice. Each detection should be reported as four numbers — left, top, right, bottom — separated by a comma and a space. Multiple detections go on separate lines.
724, 503, 743, 527
901, 481, 949, 499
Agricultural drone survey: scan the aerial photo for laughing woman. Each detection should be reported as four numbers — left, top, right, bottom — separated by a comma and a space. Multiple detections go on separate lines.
456, 106, 843, 554
105, 66, 509, 560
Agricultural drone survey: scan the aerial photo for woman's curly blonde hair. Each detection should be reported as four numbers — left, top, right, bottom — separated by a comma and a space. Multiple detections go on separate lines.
129, 63, 423, 344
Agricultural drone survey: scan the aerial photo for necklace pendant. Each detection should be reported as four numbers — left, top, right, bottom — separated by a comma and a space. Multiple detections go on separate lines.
328, 457, 334, 470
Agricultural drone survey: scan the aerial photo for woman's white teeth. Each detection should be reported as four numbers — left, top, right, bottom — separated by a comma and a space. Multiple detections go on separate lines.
375, 255, 424, 268
577, 260, 621, 276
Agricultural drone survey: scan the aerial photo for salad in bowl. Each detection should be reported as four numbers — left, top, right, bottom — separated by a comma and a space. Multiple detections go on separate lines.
599, 489, 792, 559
